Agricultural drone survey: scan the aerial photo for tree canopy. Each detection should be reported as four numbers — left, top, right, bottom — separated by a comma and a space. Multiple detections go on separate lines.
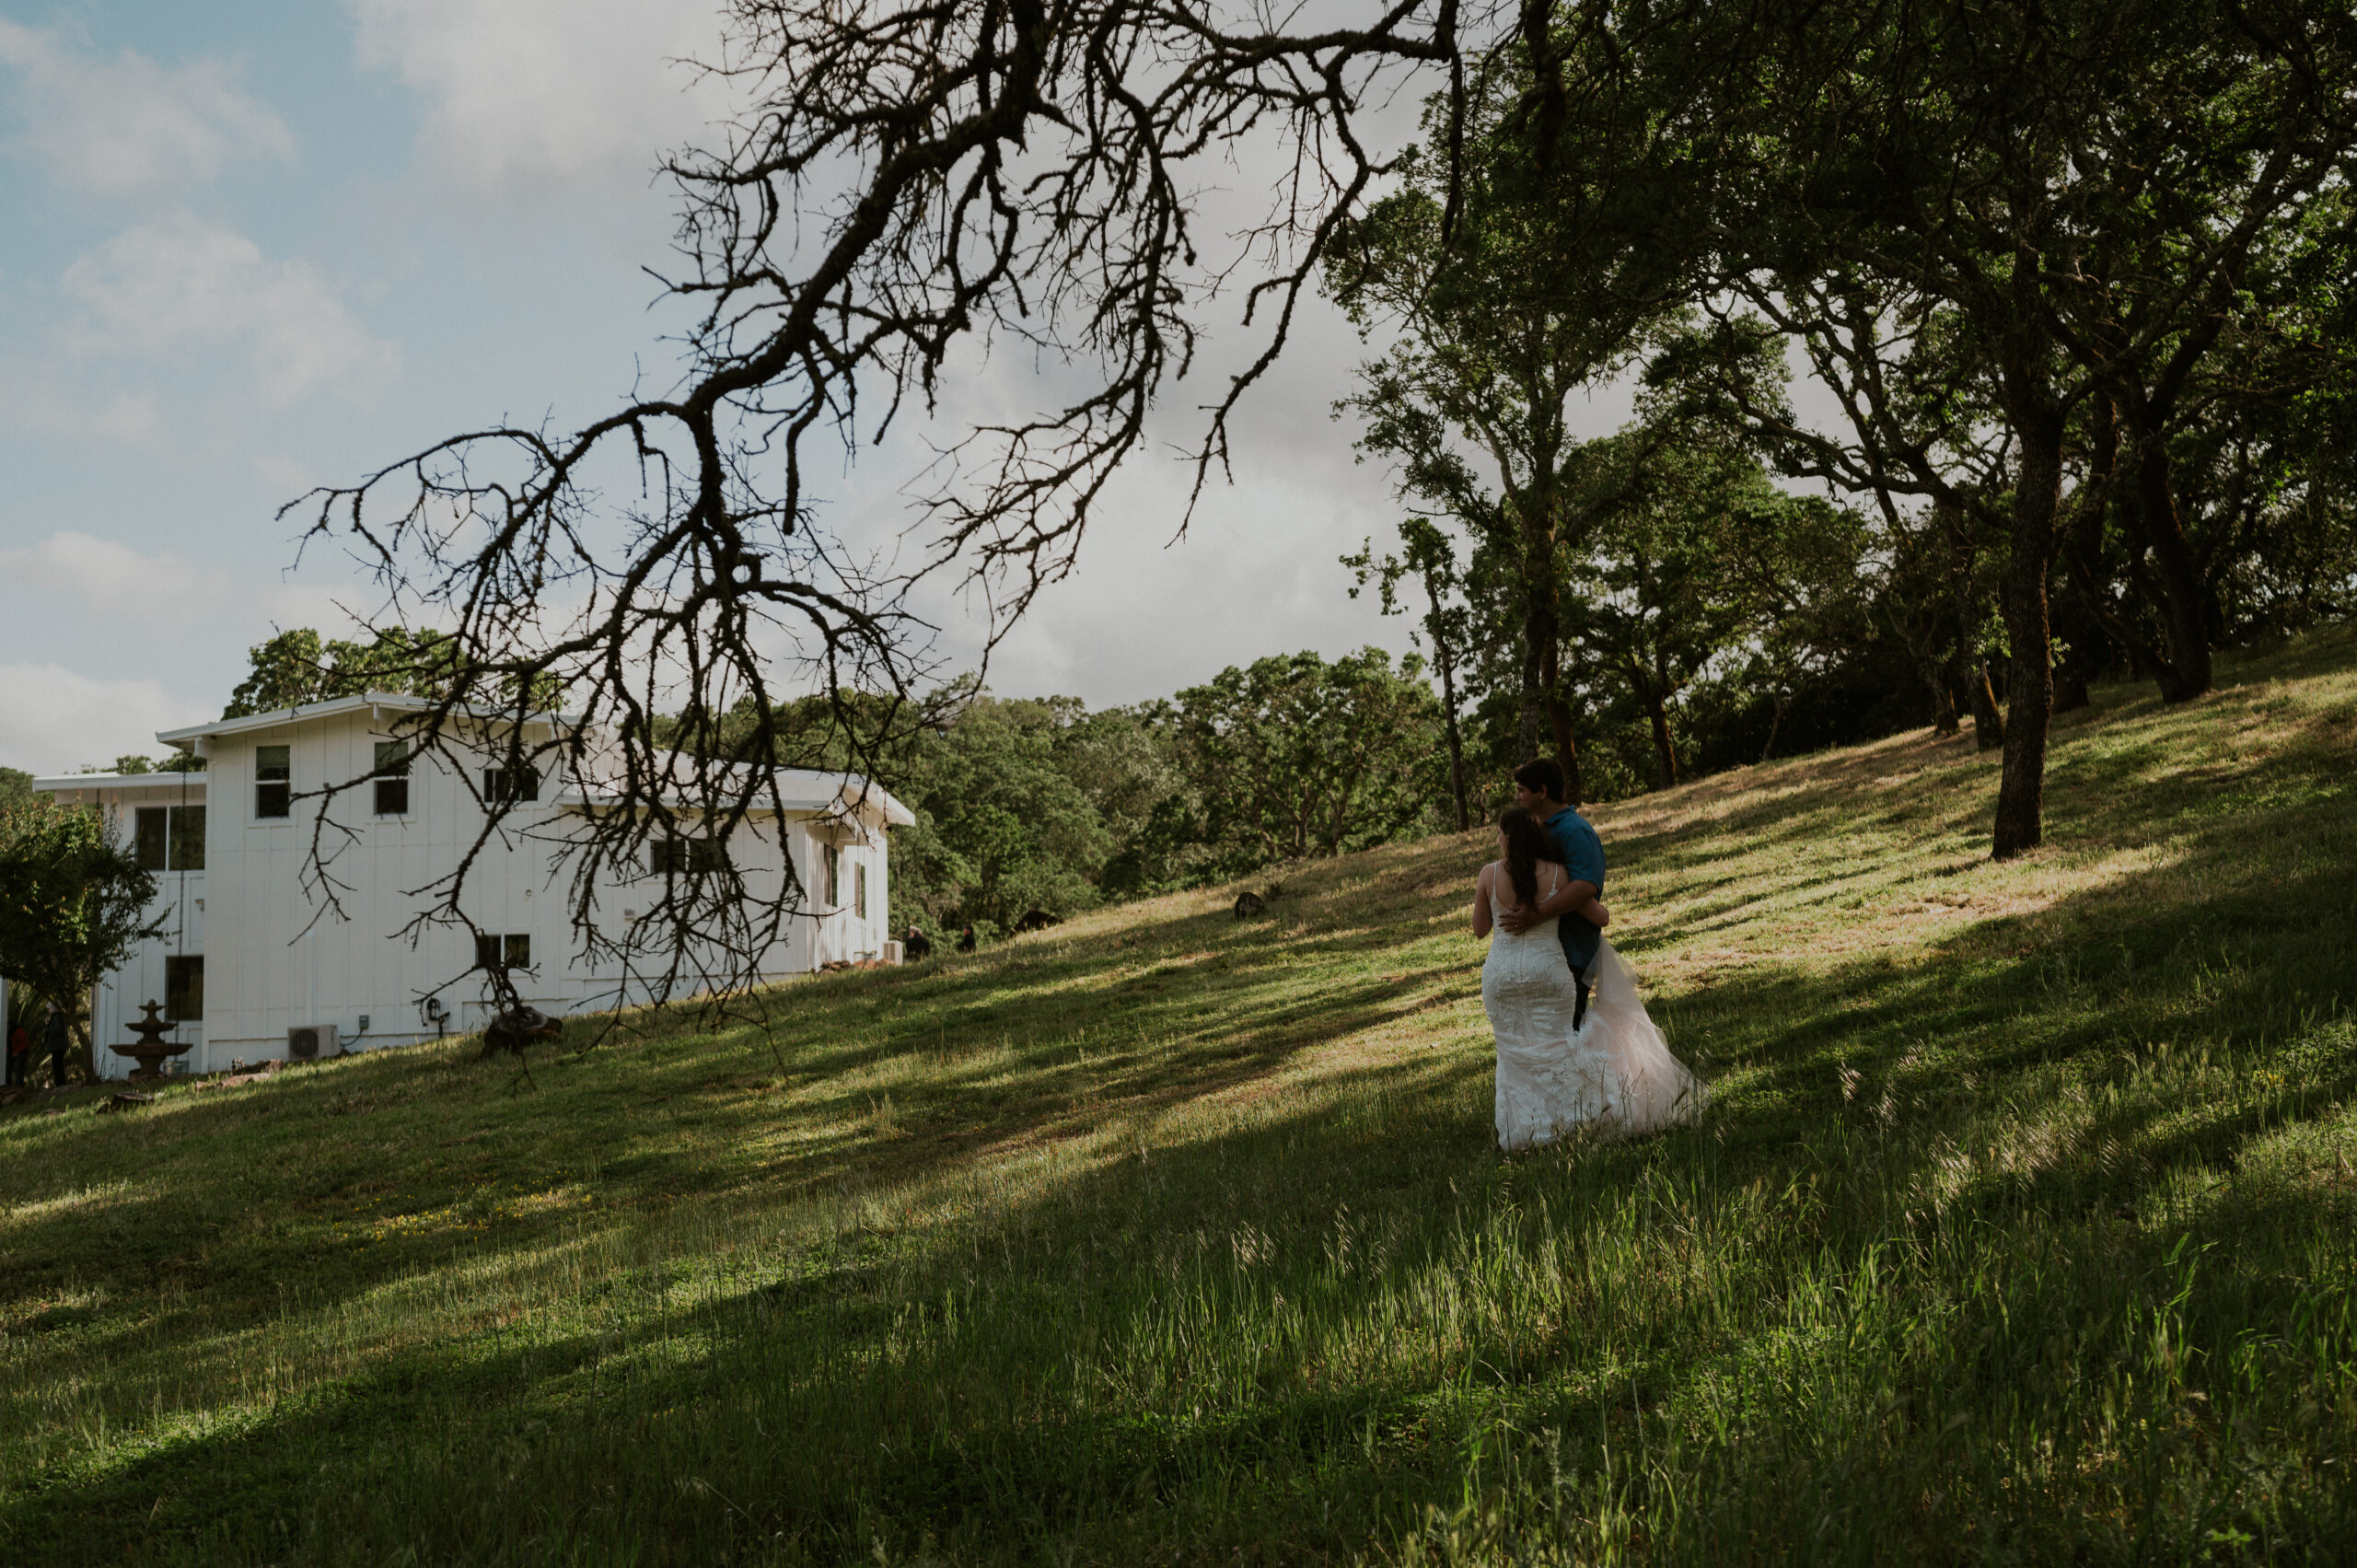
0, 799, 161, 1081
222, 627, 474, 719
255, 0, 2356, 1004
1323, 0, 2356, 844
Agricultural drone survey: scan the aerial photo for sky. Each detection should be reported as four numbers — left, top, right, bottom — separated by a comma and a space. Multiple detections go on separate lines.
0, 1, 1641, 775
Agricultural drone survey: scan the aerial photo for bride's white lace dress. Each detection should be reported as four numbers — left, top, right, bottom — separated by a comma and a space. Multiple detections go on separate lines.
1483, 875, 1706, 1150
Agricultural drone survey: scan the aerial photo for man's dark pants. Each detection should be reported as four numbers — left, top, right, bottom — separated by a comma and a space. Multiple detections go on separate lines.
1564, 926, 1595, 1032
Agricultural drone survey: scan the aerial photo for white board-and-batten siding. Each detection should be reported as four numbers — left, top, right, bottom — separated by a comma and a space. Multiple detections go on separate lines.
32, 693, 904, 1078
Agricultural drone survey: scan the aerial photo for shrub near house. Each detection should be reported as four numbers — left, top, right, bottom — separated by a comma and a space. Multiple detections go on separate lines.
0, 796, 159, 1082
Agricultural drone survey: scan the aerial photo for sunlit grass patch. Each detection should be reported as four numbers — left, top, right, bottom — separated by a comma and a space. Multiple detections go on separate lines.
2, 629, 2354, 1564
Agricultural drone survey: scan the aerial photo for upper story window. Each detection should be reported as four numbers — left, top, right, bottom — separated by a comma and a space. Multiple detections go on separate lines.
483, 765, 540, 805
650, 838, 726, 877
373, 742, 411, 817
134, 806, 206, 871
254, 745, 291, 819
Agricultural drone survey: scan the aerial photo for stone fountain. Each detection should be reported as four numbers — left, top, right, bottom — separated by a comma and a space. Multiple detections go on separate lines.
111, 1000, 192, 1082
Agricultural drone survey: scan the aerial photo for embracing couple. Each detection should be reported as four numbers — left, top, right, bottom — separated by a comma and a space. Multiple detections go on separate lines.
1471, 759, 1707, 1152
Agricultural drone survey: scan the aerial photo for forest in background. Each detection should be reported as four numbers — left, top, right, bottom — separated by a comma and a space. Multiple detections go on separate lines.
12, 0, 2357, 950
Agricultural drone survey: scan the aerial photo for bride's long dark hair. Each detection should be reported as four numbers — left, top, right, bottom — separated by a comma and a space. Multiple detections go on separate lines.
1497, 806, 1550, 909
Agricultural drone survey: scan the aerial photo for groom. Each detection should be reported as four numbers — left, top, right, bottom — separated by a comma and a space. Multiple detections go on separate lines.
1497, 758, 1604, 1028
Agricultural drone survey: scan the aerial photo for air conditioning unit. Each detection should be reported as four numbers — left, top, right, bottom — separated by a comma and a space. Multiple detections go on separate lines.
287, 1023, 339, 1061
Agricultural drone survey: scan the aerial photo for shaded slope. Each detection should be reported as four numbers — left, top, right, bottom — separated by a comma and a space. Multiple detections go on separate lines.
3, 629, 2354, 1565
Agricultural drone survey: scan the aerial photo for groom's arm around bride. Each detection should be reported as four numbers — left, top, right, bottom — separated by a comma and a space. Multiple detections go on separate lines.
1494, 759, 1606, 1016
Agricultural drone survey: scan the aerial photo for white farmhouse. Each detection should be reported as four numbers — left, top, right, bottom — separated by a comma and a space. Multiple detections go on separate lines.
32, 692, 911, 1079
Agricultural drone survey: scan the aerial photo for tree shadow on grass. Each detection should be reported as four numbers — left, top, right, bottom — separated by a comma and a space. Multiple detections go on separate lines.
9, 647, 2357, 1563
5, 1041, 1497, 1562
0, 913, 1488, 1391
13, 827, 2357, 1563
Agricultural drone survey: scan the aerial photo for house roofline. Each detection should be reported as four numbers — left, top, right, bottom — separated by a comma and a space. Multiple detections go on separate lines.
130, 697, 913, 827
693, 762, 915, 827
30, 772, 210, 794
562, 770, 914, 826
24, 768, 911, 825
157, 692, 583, 747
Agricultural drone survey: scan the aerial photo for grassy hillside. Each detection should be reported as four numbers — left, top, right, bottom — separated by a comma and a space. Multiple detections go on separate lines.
6, 629, 2356, 1565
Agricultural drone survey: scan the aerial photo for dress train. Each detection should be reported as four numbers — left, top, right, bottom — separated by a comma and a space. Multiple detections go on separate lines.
1483, 895, 1705, 1150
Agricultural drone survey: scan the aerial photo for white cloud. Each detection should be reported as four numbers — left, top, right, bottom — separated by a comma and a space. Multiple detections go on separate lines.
940, 447, 1418, 705
0, 367, 166, 447
0, 19, 294, 196
0, 663, 209, 774
0, 530, 393, 771
246, 583, 385, 644
823, 271, 1430, 705
346, 0, 731, 199
252, 453, 313, 494
89, 391, 162, 445
0, 530, 376, 638
61, 213, 400, 405
0, 529, 238, 620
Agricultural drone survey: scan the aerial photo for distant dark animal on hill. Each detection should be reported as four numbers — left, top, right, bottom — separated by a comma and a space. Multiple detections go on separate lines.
1014, 909, 1062, 934
482, 1006, 563, 1057
902, 926, 933, 960
958, 926, 978, 953
1233, 891, 1266, 920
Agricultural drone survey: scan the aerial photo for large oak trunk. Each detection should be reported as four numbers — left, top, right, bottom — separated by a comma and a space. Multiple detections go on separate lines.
2052, 398, 2116, 714
2049, 554, 2097, 714
1437, 654, 1469, 832
1548, 691, 1582, 806
1931, 649, 1966, 737
2131, 439, 2215, 703
1993, 412, 2062, 859
1969, 657, 2006, 751
1929, 674, 1961, 736
1519, 497, 1584, 805
1643, 692, 1678, 789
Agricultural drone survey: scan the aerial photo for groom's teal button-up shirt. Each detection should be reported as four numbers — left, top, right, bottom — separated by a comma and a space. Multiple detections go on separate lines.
1544, 807, 1605, 977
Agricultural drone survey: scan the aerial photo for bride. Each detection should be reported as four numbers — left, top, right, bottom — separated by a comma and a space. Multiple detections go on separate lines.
1473, 807, 1706, 1151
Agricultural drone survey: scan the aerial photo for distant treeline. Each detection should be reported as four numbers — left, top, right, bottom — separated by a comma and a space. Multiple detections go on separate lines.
695, 650, 1449, 944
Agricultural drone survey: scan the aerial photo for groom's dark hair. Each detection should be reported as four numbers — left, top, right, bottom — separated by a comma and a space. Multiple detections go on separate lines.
1513, 758, 1567, 804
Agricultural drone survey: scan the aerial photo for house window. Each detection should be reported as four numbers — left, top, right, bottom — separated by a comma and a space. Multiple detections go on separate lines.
483, 766, 540, 805
474, 933, 533, 972
172, 806, 205, 868
164, 955, 204, 1021
373, 742, 411, 817
135, 807, 167, 869
255, 745, 291, 819
854, 861, 868, 920
650, 838, 726, 876
135, 807, 207, 870
824, 843, 840, 905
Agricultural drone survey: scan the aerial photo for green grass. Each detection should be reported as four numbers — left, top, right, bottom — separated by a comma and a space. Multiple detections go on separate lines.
6, 628, 2357, 1565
